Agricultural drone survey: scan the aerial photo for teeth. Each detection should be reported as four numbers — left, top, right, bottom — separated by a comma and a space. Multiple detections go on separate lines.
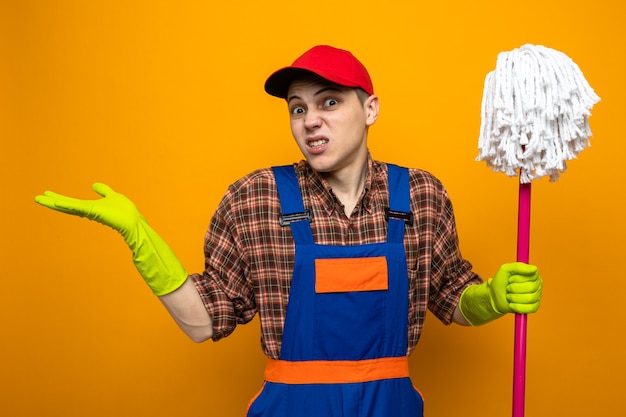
309, 139, 327, 148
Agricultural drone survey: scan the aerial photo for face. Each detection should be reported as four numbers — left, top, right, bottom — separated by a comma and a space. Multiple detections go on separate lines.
286, 78, 379, 177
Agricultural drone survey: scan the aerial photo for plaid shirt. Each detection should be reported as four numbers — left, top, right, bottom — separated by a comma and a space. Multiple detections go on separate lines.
191, 157, 482, 359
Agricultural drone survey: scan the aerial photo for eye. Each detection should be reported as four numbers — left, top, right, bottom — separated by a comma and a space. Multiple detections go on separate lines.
290, 106, 305, 116
323, 98, 338, 107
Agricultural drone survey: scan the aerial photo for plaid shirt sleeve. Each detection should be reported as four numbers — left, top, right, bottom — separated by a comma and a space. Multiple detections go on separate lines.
189, 183, 256, 342
423, 176, 482, 324
191, 167, 293, 356
405, 169, 482, 350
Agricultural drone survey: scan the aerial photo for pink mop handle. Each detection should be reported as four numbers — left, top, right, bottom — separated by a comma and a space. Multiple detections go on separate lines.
513, 181, 532, 417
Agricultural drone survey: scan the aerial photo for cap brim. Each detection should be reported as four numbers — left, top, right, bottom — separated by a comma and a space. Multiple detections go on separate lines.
264, 67, 317, 99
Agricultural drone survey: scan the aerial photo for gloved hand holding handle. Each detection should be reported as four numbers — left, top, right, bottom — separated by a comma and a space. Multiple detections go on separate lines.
35, 183, 188, 296
459, 262, 542, 326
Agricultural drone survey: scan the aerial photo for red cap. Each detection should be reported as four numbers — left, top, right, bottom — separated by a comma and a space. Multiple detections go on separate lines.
264, 45, 374, 99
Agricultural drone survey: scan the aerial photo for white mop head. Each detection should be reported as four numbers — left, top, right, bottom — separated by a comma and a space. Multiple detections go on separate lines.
477, 44, 600, 183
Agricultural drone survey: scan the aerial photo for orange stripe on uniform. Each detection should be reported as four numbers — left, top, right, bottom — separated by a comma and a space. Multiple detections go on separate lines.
264, 356, 409, 384
246, 381, 266, 414
315, 256, 388, 293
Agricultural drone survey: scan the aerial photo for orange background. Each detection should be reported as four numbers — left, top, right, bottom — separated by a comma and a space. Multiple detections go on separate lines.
1, 1, 624, 416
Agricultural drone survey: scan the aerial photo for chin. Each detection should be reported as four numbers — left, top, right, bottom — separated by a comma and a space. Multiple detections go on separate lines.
305, 158, 335, 174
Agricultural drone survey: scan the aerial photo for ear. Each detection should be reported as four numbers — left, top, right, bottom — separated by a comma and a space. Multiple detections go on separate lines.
364, 95, 380, 126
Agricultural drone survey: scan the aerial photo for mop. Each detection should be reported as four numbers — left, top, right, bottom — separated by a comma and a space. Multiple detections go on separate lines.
476, 44, 600, 417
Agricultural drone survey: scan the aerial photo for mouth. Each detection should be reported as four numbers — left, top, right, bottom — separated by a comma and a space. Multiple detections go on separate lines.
308, 138, 328, 148
306, 136, 329, 150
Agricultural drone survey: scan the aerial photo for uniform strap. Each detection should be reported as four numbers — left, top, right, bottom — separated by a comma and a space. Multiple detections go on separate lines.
272, 165, 314, 244
386, 164, 412, 243
273, 164, 412, 244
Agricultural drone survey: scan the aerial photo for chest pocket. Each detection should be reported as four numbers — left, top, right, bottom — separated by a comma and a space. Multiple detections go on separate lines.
313, 255, 389, 360
315, 256, 388, 293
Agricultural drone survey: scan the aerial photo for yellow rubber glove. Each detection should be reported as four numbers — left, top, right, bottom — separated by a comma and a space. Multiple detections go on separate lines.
459, 262, 542, 326
35, 183, 187, 296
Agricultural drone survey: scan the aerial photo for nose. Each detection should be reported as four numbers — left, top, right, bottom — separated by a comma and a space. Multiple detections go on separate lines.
303, 108, 322, 130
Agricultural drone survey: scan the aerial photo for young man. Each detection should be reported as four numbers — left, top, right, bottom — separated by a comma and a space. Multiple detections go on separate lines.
35, 45, 542, 416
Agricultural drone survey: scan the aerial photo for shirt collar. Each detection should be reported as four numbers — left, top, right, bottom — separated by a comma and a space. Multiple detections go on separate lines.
299, 154, 379, 217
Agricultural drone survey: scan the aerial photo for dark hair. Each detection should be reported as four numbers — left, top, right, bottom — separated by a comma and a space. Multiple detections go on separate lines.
354, 87, 371, 104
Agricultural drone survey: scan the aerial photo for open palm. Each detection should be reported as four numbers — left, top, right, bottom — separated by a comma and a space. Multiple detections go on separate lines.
35, 183, 141, 238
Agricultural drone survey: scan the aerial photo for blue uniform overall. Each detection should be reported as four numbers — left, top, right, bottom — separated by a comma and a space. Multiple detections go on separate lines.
246, 164, 424, 417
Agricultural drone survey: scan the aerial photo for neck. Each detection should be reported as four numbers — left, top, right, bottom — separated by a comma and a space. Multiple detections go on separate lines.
321, 159, 368, 217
